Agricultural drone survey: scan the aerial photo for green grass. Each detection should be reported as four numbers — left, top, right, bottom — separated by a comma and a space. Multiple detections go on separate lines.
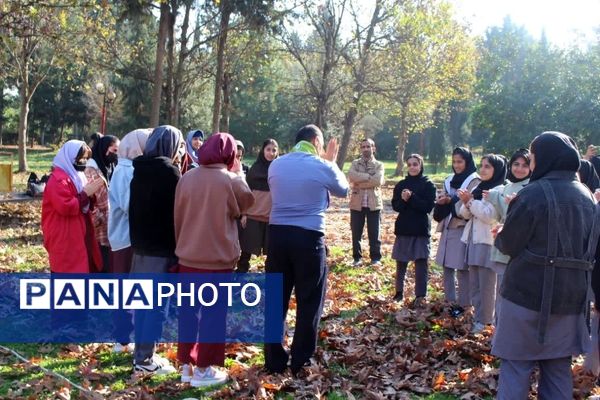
0, 146, 55, 191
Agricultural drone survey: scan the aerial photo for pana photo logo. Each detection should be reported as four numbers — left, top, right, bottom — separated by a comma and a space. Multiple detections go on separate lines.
19, 278, 261, 310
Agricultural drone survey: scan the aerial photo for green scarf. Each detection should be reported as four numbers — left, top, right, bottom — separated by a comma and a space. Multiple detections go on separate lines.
291, 140, 318, 156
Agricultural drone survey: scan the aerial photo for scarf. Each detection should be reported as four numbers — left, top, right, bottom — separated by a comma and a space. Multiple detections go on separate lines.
118, 129, 151, 160
449, 147, 477, 189
471, 154, 507, 200
91, 135, 119, 181
197, 132, 237, 170
52, 140, 87, 193
530, 131, 580, 181
185, 129, 204, 164
292, 140, 318, 156
144, 125, 184, 159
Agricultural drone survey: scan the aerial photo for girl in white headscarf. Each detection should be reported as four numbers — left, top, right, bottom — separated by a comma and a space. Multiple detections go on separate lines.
41, 140, 104, 273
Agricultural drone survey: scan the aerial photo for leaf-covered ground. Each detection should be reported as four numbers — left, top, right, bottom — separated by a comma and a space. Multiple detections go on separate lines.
0, 185, 598, 399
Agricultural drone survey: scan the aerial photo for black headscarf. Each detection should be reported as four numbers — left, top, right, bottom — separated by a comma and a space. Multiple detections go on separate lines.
529, 131, 580, 182
405, 153, 425, 181
449, 147, 477, 189
590, 155, 600, 178
579, 159, 600, 192
91, 135, 118, 181
506, 148, 531, 183
471, 154, 507, 200
246, 139, 278, 191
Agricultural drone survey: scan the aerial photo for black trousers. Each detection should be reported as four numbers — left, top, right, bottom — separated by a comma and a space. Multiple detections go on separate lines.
350, 208, 381, 261
265, 225, 327, 373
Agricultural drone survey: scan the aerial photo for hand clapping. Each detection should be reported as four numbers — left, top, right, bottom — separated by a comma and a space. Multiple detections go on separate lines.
457, 189, 472, 203
401, 189, 412, 202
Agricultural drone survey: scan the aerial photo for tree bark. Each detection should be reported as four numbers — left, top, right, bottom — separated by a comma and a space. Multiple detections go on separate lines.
0, 80, 4, 146
173, 1, 191, 127
220, 71, 231, 133
212, 0, 231, 133
394, 106, 409, 176
149, 1, 170, 127
165, 1, 176, 124
17, 83, 30, 172
338, 106, 357, 169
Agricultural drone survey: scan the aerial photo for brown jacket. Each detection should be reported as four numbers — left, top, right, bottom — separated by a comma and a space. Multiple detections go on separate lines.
245, 190, 272, 222
174, 164, 254, 270
347, 157, 384, 211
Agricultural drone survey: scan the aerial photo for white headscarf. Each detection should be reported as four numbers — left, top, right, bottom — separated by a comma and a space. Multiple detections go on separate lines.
118, 128, 152, 160
52, 140, 87, 193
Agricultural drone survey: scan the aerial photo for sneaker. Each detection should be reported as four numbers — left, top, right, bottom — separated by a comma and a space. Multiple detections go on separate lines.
471, 322, 485, 334
371, 259, 382, 267
352, 259, 362, 267
181, 363, 193, 383
392, 292, 403, 302
190, 366, 228, 387
113, 343, 134, 353
134, 355, 177, 375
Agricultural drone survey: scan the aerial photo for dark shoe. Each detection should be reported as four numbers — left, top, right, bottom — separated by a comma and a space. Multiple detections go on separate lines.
449, 304, 465, 318
414, 297, 426, 308
393, 292, 403, 302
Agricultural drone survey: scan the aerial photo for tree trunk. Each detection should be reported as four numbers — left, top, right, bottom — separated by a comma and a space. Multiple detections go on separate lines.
149, 1, 170, 127
0, 80, 4, 146
394, 112, 409, 176
17, 84, 30, 172
165, 1, 176, 124
212, 0, 231, 133
220, 71, 231, 133
337, 106, 357, 169
173, 1, 191, 127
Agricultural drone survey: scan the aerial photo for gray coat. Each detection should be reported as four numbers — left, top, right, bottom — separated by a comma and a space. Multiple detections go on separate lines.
496, 171, 595, 320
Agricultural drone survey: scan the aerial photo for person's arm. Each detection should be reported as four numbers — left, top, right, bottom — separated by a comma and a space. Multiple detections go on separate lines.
391, 183, 407, 213
356, 161, 384, 189
458, 201, 472, 219
232, 175, 255, 217
469, 199, 498, 224
495, 194, 537, 257
347, 161, 370, 183
325, 160, 349, 198
407, 181, 436, 213
48, 178, 86, 216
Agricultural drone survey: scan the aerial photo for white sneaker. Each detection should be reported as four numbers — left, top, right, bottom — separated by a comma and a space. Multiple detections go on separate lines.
352, 259, 362, 267
181, 363, 193, 383
190, 366, 228, 387
134, 355, 177, 375
113, 343, 134, 353
471, 322, 485, 334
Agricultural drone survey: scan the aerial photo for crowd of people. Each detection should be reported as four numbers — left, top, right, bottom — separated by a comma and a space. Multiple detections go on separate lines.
40, 125, 600, 398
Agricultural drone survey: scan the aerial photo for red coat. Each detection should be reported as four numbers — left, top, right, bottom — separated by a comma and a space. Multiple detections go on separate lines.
41, 167, 102, 273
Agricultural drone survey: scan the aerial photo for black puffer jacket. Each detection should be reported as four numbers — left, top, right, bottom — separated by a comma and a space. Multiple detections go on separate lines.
391, 175, 436, 237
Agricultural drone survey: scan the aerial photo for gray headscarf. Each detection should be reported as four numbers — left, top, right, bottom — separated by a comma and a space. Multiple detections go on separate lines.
144, 125, 184, 159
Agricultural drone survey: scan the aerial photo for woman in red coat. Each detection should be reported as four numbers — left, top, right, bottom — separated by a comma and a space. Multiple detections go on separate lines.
42, 140, 104, 273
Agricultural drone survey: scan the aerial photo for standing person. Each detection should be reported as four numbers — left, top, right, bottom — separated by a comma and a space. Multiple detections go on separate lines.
129, 125, 184, 375
579, 159, 600, 192
265, 125, 348, 374
174, 132, 254, 387
484, 149, 531, 319
107, 128, 151, 351
457, 154, 507, 333
85, 134, 120, 272
433, 147, 479, 312
42, 141, 104, 273
235, 140, 250, 176
493, 132, 599, 399
347, 138, 384, 266
391, 154, 436, 305
237, 139, 279, 273
181, 129, 204, 174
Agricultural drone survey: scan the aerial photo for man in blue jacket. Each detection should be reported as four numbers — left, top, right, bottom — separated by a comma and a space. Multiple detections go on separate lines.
265, 124, 349, 374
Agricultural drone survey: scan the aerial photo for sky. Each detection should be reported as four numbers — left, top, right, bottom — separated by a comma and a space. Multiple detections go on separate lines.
449, 0, 600, 47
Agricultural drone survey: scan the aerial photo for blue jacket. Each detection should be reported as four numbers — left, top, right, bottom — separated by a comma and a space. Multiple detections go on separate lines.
268, 152, 348, 233
108, 158, 134, 251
